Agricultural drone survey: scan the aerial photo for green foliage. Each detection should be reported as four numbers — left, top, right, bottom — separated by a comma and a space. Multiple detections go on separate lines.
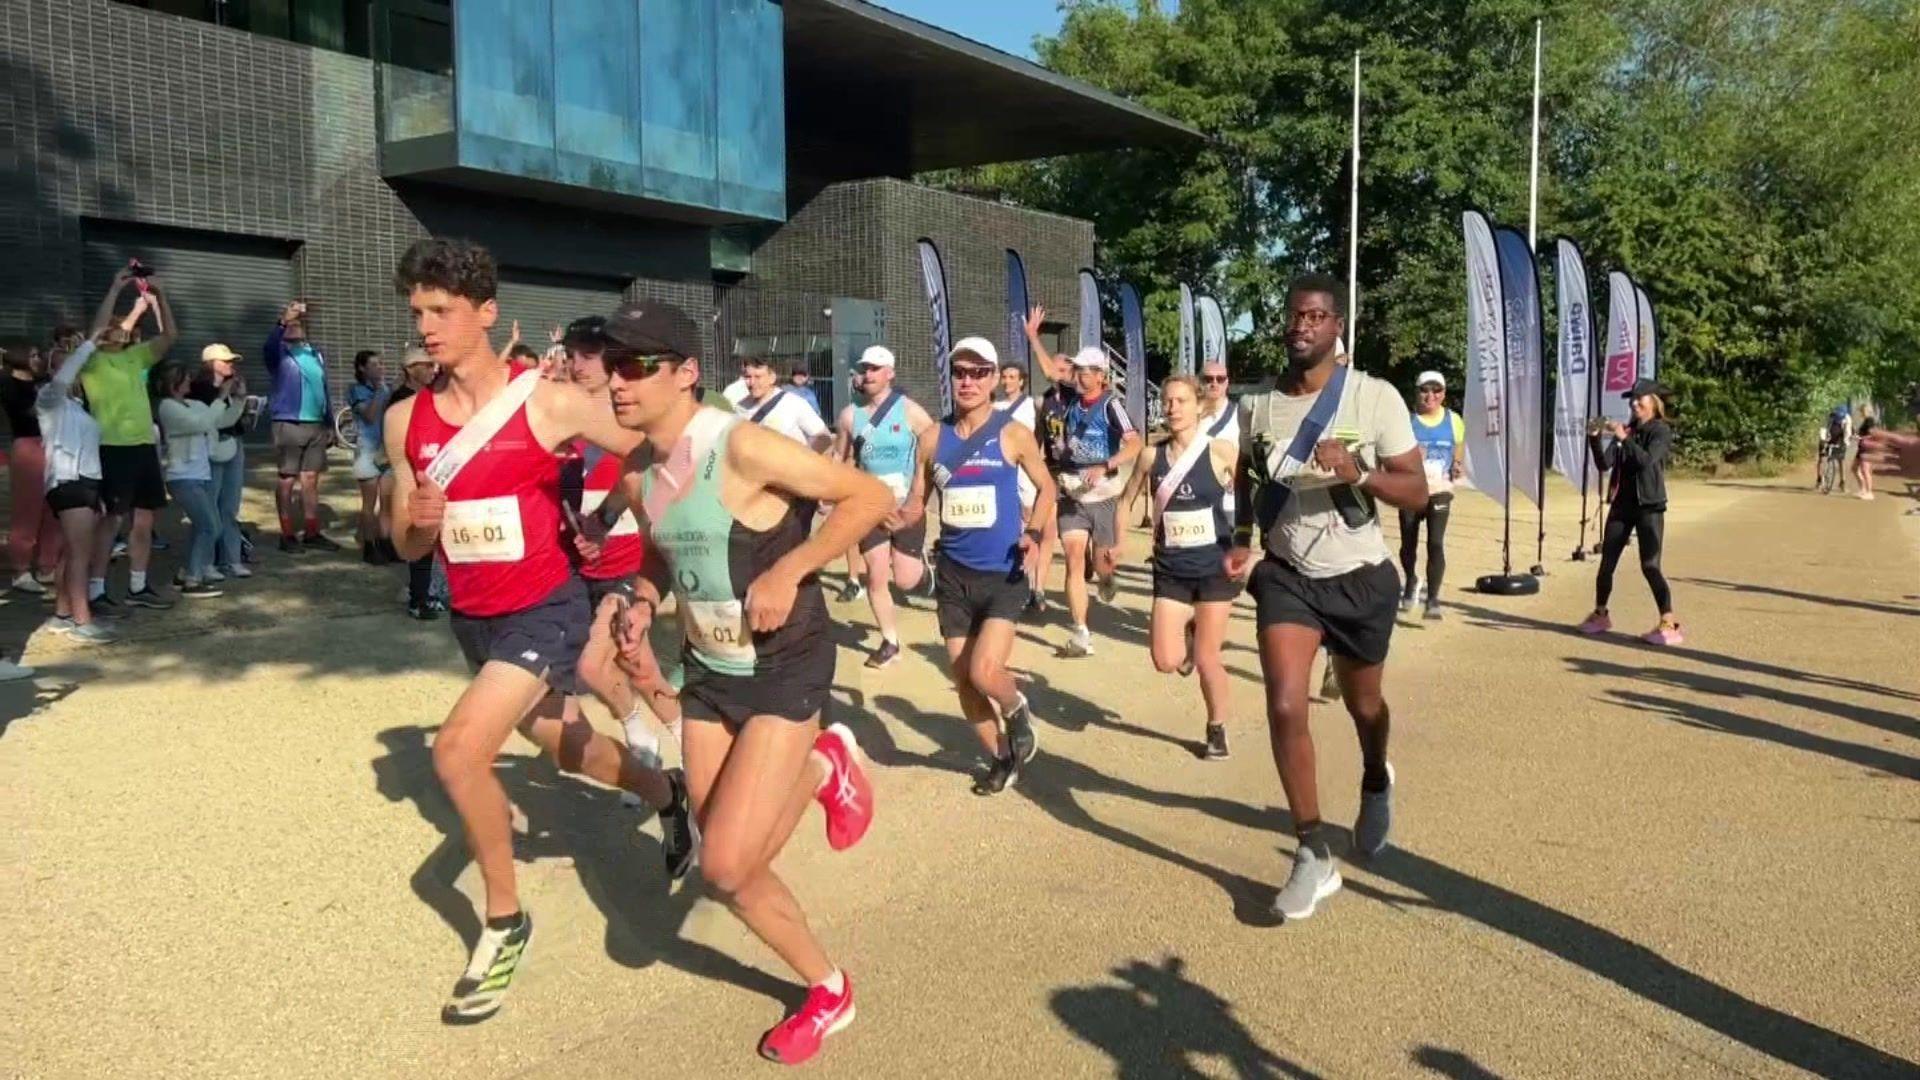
928, 0, 1920, 461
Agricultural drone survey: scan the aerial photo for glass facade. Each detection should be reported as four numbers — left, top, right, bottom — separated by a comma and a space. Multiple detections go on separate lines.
116, 0, 374, 57
420, 0, 784, 223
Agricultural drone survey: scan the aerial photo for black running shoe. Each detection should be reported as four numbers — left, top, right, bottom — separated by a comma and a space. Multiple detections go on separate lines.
407, 602, 441, 621
972, 753, 1019, 796
179, 582, 224, 599
864, 639, 900, 669
278, 534, 303, 555
1003, 694, 1038, 765
90, 595, 128, 619
442, 913, 533, 1025
1204, 724, 1230, 760
659, 769, 697, 882
378, 538, 401, 563
362, 542, 381, 565
301, 532, 342, 552
836, 579, 864, 603
126, 587, 174, 610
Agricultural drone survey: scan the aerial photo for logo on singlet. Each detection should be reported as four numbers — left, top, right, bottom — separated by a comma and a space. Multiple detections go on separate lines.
422, 442, 443, 459
677, 568, 701, 594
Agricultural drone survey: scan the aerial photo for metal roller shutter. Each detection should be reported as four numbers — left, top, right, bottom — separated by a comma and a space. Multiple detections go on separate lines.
81, 221, 296, 441
493, 269, 627, 354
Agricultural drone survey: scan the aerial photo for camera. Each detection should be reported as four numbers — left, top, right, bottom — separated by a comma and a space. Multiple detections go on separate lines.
1585, 417, 1606, 436
127, 258, 153, 278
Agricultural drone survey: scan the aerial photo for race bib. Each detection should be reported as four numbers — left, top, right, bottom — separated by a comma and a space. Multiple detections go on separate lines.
683, 599, 756, 665
1162, 508, 1217, 549
582, 488, 639, 537
878, 472, 910, 505
942, 485, 996, 529
442, 496, 525, 564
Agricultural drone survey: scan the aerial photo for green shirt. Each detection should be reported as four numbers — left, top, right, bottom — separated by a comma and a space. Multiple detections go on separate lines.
78, 342, 161, 447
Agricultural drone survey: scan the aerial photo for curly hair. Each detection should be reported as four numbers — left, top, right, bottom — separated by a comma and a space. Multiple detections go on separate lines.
394, 238, 498, 303
1286, 272, 1346, 319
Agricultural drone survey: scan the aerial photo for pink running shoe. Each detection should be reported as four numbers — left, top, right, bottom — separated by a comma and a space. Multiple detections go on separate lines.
814, 723, 875, 851
759, 973, 856, 1065
1642, 620, 1684, 646
1577, 609, 1612, 635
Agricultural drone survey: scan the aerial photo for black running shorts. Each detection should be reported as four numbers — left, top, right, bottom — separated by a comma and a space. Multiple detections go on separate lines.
680, 635, 835, 728
583, 574, 634, 613
1152, 567, 1243, 606
98, 444, 167, 514
449, 576, 588, 695
934, 553, 1027, 639
46, 478, 103, 515
1249, 556, 1400, 665
858, 517, 928, 558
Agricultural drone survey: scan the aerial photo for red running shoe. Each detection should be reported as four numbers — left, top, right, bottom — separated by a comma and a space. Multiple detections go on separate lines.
759, 973, 856, 1065
814, 723, 874, 851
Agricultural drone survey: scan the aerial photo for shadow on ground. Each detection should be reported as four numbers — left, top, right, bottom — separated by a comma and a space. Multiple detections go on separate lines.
1052, 955, 1321, 1079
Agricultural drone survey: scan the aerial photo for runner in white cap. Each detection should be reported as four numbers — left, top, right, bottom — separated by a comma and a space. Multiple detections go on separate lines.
1034, 340, 1140, 656
1400, 370, 1465, 619
832, 345, 937, 668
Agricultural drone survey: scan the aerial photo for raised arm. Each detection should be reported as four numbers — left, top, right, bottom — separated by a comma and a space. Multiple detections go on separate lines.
1024, 305, 1070, 385
531, 377, 644, 459
145, 280, 178, 360
90, 270, 135, 336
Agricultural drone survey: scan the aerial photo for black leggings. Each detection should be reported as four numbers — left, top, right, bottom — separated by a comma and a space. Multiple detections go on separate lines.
1396, 495, 1451, 599
407, 553, 434, 607
1596, 507, 1672, 615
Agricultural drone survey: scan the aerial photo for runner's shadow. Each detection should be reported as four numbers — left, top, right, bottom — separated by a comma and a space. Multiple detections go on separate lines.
1601, 688, 1919, 779
1015, 667, 1197, 754
1340, 842, 1914, 1078
370, 726, 801, 1010
1452, 601, 1920, 706
1672, 576, 1919, 619
1410, 1046, 1506, 1079
1052, 955, 1322, 1079
0, 661, 93, 738
831, 683, 978, 779
1566, 656, 1920, 748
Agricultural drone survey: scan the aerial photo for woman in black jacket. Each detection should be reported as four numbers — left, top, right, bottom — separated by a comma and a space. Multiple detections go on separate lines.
1579, 379, 1682, 645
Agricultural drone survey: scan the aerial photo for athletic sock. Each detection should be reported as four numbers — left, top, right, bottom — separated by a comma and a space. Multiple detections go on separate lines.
815, 968, 846, 995
278, 512, 295, 538
623, 707, 662, 771
129, 571, 147, 593
484, 911, 524, 932
1296, 820, 1330, 859
88, 578, 106, 601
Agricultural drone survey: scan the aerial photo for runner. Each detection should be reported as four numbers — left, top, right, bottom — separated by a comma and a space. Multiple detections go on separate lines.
995, 360, 1047, 610
597, 298, 891, 1065
1022, 306, 1071, 613
1227, 274, 1428, 921
555, 315, 684, 761
382, 239, 693, 1025
903, 336, 1057, 795
1398, 370, 1465, 620
1117, 375, 1238, 760
1021, 313, 1140, 655
832, 345, 936, 669
734, 354, 831, 452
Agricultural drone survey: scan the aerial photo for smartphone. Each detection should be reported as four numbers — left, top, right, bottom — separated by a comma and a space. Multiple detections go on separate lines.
560, 499, 586, 535
611, 595, 632, 646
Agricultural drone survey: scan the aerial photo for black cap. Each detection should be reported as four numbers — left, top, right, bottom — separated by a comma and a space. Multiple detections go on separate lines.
604, 301, 702, 360
561, 315, 607, 349
1623, 377, 1667, 400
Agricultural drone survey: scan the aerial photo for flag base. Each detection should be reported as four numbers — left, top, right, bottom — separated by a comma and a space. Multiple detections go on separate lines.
1569, 547, 1588, 562
1475, 573, 1540, 596
1529, 563, 1547, 576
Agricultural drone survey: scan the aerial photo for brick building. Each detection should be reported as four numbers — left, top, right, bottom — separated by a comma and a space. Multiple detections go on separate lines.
0, 0, 1192, 424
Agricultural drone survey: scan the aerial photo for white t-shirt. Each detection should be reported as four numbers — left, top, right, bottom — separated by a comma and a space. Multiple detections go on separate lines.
995, 395, 1037, 430
1238, 368, 1416, 578
739, 388, 829, 447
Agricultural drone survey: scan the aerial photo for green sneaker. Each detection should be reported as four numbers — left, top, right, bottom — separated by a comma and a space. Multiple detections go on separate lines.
441, 913, 532, 1024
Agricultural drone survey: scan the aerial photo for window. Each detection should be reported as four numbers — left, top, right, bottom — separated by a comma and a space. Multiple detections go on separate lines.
114, 0, 382, 59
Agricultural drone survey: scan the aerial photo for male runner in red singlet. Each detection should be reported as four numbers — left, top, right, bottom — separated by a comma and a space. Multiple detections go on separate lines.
383, 239, 692, 1025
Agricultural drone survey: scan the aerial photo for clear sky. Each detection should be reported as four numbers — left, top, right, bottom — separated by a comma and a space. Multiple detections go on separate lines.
868, 0, 1067, 59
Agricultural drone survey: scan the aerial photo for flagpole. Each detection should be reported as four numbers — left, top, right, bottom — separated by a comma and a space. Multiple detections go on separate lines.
1348, 50, 1361, 354
1527, 18, 1549, 575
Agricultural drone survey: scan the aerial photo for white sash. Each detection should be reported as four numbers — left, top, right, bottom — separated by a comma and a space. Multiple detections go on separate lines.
423, 369, 542, 490
1152, 435, 1216, 520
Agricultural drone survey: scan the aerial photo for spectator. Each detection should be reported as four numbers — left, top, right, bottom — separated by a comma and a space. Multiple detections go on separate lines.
383, 345, 444, 619
348, 350, 396, 564
35, 331, 117, 643
4, 337, 60, 594
263, 300, 339, 554
82, 270, 177, 611
157, 363, 243, 597
190, 345, 255, 579
786, 361, 822, 417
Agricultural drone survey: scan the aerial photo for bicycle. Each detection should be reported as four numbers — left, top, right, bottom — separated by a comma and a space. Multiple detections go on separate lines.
333, 403, 361, 453
1817, 444, 1845, 494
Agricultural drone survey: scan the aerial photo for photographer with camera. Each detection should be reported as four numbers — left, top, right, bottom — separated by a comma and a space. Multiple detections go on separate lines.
80, 262, 178, 611
191, 345, 258, 579
264, 300, 339, 554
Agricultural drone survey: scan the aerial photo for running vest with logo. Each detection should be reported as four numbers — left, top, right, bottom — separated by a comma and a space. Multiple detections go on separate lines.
1063, 392, 1124, 469
642, 408, 825, 677
1149, 439, 1233, 579
932, 418, 1023, 574
567, 442, 644, 581
853, 393, 917, 505
403, 365, 569, 618
1412, 409, 1464, 493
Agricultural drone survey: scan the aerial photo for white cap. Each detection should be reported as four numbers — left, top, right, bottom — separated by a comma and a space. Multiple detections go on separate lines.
1416, 370, 1446, 390
859, 345, 896, 369
1071, 345, 1109, 370
948, 336, 999, 365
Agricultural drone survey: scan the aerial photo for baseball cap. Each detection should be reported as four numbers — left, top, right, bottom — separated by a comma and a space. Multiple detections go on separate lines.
1623, 377, 1668, 400
201, 343, 240, 363
1416, 370, 1446, 390
603, 301, 702, 359
1071, 346, 1109, 371
858, 345, 896, 369
562, 315, 608, 349
948, 336, 999, 366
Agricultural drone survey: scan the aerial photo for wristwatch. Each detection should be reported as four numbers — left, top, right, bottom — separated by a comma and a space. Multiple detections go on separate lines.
1024, 528, 1044, 545
1351, 467, 1374, 491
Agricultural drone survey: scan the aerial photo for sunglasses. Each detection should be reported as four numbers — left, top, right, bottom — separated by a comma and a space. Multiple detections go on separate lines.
950, 364, 997, 382
609, 351, 680, 380
1202, 375, 1228, 384
1419, 386, 1444, 394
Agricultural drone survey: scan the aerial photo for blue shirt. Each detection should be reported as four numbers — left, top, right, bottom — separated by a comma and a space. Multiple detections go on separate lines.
290, 344, 327, 423
348, 382, 389, 449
